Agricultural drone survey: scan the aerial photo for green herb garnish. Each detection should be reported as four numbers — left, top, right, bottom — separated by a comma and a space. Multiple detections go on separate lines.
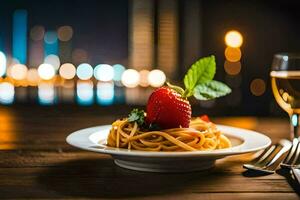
168, 55, 231, 100
128, 109, 145, 126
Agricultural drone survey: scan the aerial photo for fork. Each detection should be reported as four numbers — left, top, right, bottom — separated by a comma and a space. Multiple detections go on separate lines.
243, 139, 291, 174
280, 137, 300, 169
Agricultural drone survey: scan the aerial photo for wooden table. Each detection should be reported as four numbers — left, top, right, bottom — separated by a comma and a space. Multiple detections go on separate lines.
0, 106, 299, 199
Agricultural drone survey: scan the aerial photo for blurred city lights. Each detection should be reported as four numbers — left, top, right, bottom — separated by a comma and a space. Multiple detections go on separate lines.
225, 47, 242, 62
44, 31, 58, 56
72, 49, 88, 64
113, 64, 125, 81
121, 69, 140, 88
0, 51, 7, 77
28, 38, 44, 67
30, 25, 45, 41
59, 63, 76, 80
292, 114, 298, 127
139, 70, 150, 87
60, 81, 75, 103
0, 82, 14, 104
38, 83, 55, 105
97, 82, 114, 105
44, 54, 60, 71
27, 68, 39, 85
38, 63, 55, 80
76, 63, 93, 80
148, 69, 166, 87
224, 61, 241, 75
6, 58, 21, 78
44, 31, 58, 44
57, 26, 73, 42
11, 64, 28, 80
94, 64, 114, 81
225, 30, 243, 48
250, 78, 266, 96
13, 9, 28, 64
9, 57, 20, 65
76, 81, 94, 105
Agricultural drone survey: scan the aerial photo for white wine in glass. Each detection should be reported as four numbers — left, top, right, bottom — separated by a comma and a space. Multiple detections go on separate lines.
270, 54, 300, 139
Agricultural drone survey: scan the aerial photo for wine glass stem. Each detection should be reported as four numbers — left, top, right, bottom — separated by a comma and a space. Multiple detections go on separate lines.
290, 113, 300, 139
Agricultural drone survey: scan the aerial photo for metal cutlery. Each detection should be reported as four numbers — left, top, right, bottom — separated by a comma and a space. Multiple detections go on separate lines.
280, 138, 300, 169
280, 137, 300, 184
243, 139, 291, 174
291, 168, 300, 184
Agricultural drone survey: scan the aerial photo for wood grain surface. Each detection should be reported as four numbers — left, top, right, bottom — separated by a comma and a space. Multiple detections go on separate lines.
0, 106, 299, 199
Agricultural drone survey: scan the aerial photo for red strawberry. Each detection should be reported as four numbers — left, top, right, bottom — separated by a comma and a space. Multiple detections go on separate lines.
146, 87, 192, 129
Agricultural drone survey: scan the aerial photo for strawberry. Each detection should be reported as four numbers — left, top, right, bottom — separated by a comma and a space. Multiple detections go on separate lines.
128, 56, 231, 130
146, 87, 192, 129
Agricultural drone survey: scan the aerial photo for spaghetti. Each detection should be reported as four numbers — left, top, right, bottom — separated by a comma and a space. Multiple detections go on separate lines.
106, 118, 231, 151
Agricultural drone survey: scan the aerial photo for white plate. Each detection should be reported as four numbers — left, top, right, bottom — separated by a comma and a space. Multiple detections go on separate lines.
66, 125, 271, 172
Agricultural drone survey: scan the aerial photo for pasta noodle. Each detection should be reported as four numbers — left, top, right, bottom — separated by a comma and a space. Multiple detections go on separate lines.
106, 118, 231, 151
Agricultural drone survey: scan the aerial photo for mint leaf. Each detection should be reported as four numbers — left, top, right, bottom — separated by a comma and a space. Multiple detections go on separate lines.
193, 80, 231, 100
183, 55, 216, 97
128, 109, 145, 126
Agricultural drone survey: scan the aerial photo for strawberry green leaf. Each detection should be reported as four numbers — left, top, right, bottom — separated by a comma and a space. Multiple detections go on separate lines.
167, 82, 185, 96
128, 109, 145, 126
193, 80, 231, 100
183, 55, 216, 97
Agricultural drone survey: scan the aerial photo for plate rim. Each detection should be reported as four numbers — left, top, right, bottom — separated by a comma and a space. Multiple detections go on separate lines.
66, 124, 272, 158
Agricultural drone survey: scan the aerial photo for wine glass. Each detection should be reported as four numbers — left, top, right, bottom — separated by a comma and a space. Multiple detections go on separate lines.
270, 53, 300, 139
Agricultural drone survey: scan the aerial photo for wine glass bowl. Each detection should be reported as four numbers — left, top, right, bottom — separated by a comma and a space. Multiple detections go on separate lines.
270, 53, 300, 139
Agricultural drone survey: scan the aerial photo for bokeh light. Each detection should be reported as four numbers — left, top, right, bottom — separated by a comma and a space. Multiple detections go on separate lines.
27, 68, 39, 85
224, 61, 241, 75
6, 59, 18, 78
94, 64, 114, 81
44, 54, 60, 71
38, 63, 55, 80
11, 64, 27, 80
97, 82, 114, 105
76, 81, 94, 105
121, 69, 140, 88
250, 78, 266, 96
225, 30, 243, 48
113, 64, 125, 81
0, 51, 7, 77
76, 63, 93, 80
59, 63, 76, 80
57, 26, 73, 42
38, 83, 55, 105
139, 70, 150, 87
0, 82, 14, 104
225, 47, 242, 62
44, 31, 58, 44
30, 25, 45, 41
292, 114, 298, 127
72, 49, 88, 64
148, 69, 166, 87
